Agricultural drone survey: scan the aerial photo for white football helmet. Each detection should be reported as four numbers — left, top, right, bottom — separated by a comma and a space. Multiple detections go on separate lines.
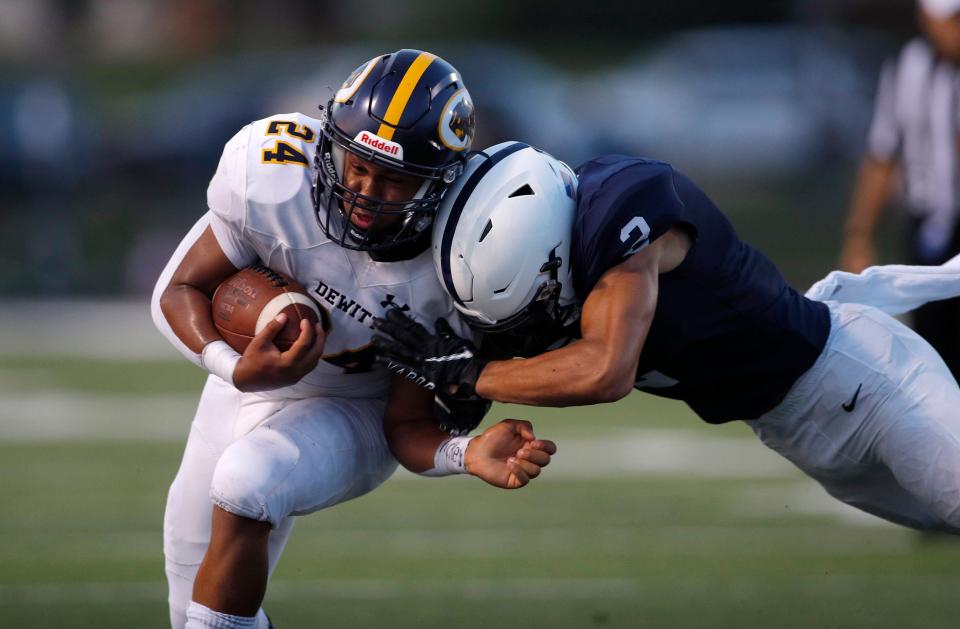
432, 141, 580, 353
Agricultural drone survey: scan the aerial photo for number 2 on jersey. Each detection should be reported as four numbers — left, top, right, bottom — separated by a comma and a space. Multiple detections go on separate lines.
620, 216, 651, 256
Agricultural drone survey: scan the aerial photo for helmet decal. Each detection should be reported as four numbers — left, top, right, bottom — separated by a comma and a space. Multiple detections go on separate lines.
334, 57, 379, 104
354, 130, 404, 159
376, 51, 437, 141
437, 88, 475, 152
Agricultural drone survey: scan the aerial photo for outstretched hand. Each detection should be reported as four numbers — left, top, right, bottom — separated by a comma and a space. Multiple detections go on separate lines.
233, 313, 326, 392
466, 419, 557, 489
372, 308, 487, 396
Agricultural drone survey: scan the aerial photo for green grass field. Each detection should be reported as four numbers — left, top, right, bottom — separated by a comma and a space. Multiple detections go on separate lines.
2, 357, 960, 628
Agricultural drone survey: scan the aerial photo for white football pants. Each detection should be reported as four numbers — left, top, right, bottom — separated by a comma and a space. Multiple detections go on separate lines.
164, 376, 396, 629
745, 254, 960, 531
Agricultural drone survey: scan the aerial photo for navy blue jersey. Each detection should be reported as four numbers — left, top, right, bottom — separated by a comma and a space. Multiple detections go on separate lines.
572, 155, 830, 423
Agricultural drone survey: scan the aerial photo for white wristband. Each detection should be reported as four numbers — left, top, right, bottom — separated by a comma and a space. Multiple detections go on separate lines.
421, 436, 473, 476
200, 340, 241, 385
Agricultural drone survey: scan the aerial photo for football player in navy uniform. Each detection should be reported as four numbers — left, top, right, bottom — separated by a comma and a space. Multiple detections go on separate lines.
374, 141, 960, 534
152, 61, 555, 629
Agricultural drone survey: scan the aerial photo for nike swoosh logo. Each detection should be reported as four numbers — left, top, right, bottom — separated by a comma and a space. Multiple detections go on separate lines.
842, 383, 863, 412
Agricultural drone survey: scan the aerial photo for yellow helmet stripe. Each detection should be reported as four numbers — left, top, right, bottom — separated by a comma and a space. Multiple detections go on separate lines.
376, 51, 437, 141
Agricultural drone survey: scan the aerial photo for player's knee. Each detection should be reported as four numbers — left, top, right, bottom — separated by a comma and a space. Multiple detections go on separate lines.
163, 513, 208, 568
209, 432, 300, 526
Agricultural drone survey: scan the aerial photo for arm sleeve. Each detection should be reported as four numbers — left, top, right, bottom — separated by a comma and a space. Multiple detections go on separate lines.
866, 60, 902, 162
206, 125, 258, 268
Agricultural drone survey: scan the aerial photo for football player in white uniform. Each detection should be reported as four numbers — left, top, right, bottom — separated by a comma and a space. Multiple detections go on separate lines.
151, 52, 555, 629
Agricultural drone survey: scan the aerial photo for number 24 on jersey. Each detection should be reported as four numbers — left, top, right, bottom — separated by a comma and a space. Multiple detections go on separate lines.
261, 120, 315, 167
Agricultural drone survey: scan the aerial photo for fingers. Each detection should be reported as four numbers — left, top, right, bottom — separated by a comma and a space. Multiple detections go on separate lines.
373, 351, 419, 376
305, 322, 327, 361
377, 356, 437, 390
374, 316, 428, 349
435, 317, 457, 340
382, 307, 431, 335
506, 457, 530, 488
516, 445, 552, 467
502, 418, 536, 442
526, 439, 557, 456
374, 354, 415, 374
384, 306, 419, 329
246, 313, 287, 353
283, 317, 316, 361
510, 456, 543, 480
371, 333, 421, 364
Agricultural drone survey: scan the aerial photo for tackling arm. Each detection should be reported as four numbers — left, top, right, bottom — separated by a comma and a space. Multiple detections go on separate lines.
474, 251, 656, 406
373, 227, 690, 407
474, 228, 690, 407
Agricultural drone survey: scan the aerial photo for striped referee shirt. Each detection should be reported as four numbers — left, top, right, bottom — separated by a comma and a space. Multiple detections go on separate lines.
869, 38, 960, 259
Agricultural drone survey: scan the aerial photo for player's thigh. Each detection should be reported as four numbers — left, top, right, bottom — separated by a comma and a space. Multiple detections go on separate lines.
866, 320, 960, 526
815, 347, 960, 533
210, 396, 397, 525
272, 396, 398, 513
164, 377, 287, 561
753, 303, 960, 527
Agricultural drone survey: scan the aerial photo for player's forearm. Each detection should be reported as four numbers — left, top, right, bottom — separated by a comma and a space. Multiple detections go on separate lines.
475, 339, 634, 406
475, 263, 656, 407
385, 378, 465, 474
159, 283, 223, 354
384, 417, 451, 473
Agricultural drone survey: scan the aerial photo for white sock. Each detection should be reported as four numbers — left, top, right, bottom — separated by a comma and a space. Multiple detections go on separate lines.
185, 601, 258, 629
255, 608, 272, 629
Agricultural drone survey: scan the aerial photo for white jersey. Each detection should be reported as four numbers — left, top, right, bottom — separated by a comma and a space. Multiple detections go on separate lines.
159, 112, 464, 400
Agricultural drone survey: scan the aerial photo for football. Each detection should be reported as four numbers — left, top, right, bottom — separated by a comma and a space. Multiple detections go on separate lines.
211, 265, 328, 353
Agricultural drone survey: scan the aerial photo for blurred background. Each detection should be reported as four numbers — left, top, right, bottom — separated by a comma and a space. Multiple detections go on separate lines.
3, 1, 959, 628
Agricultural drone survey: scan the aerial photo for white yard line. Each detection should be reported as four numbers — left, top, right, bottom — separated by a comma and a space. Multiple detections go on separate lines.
0, 392, 196, 441
0, 578, 643, 605
0, 300, 176, 360
541, 428, 795, 479
0, 389, 896, 529
6, 571, 953, 605
0, 389, 890, 524
0, 391, 793, 478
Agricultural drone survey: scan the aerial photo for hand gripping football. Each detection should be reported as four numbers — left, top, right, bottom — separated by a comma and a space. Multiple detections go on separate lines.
212, 264, 328, 353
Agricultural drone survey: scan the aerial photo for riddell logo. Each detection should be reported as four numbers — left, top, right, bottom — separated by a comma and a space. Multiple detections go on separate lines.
354, 131, 404, 160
